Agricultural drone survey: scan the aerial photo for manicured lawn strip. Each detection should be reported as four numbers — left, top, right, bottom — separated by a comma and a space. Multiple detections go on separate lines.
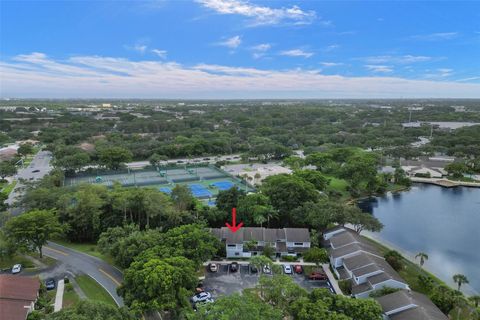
0, 254, 34, 269
75, 275, 116, 306
63, 283, 81, 308
1, 180, 16, 195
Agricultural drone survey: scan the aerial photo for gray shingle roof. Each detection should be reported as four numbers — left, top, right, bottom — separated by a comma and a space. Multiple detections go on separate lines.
376, 290, 448, 320
209, 227, 309, 244
330, 230, 361, 249
285, 228, 310, 242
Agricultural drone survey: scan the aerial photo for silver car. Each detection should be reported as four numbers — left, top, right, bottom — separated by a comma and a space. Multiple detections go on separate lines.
191, 291, 213, 304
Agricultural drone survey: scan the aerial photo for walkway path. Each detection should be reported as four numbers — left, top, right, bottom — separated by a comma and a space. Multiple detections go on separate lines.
410, 177, 480, 188
322, 263, 343, 296
54, 279, 65, 312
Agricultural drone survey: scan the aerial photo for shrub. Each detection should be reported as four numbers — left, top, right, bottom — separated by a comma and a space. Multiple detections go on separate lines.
384, 250, 404, 271
338, 279, 352, 295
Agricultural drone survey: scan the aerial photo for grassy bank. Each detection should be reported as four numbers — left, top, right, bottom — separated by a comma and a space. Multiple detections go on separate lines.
63, 282, 81, 308
1, 180, 16, 195
75, 275, 116, 306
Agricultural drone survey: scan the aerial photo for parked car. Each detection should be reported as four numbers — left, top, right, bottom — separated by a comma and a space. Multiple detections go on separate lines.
283, 265, 293, 274
250, 264, 258, 273
309, 271, 327, 281
294, 265, 303, 274
191, 291, 212, 304
263, 264, 271, 274
11, 264, 22, 274
229, 262, 239, 272
45, 278, 56, 290
208, 263, 218, 272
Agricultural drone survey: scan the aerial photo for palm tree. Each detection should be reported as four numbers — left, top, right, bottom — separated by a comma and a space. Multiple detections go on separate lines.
453, 274, 469, 292
415, 252, 429, 268
468, 295, 480, 308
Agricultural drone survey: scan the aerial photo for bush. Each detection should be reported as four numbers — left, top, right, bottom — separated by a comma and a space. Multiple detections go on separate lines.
281, 255, 298, 262
338, 279, 352, 295
369, 287, 401, 298
384, 250, 404, 271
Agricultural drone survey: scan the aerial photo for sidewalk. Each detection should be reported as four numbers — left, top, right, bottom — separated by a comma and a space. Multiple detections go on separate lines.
322, 263, 343, 296
54, 279, 65, 312
203, 259, 317, 266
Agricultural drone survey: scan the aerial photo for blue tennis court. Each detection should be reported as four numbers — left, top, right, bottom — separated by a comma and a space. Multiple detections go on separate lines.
211, 181, 235, 191
189, 184, 212, 198
159, 187, 172, 194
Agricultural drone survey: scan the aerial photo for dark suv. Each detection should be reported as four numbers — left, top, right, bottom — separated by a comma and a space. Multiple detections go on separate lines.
229, 262, 239, 272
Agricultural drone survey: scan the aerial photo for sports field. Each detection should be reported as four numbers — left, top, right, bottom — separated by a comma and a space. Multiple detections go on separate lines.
64, 165, 253, 203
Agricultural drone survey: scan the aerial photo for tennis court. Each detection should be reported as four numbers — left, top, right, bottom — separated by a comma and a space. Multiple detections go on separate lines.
64, 165, 254, 202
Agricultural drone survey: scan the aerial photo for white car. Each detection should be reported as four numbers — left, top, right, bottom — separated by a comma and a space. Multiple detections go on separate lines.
11, 264, 22, 274
283, 264, 292, 274
263, 264, 272, 274
191, 292, 213, 304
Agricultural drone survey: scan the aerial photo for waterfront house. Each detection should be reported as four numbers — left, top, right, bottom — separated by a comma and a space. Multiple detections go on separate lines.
323, 227, 409, 298
375, 290, 448, 320
210, 227, 310, 258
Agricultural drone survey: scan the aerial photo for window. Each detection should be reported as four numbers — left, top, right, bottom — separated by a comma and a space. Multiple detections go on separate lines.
235, 252, 240, 256
227, 244, 236, 247
294, 242, 303, 246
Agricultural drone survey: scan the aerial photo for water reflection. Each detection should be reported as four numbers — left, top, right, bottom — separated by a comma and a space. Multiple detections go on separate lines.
358, 184, 480, 295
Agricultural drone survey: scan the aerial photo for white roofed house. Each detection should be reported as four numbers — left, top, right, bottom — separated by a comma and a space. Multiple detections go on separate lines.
210, 227, 310, 258
323, 227, 409, 298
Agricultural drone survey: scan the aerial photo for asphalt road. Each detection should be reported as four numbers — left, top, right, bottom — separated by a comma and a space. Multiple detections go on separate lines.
42, 242, 124, 306
6, 150, 53, 212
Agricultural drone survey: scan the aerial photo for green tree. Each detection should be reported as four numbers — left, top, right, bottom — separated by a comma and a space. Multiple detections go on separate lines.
17, 143, 34, 156
259, 274, 307, 312
430, 285, 462, 314
453, 274, 469, 292
445, 162, 469, 179
0, 161, 17, 179
98, 146, 133, 170
469, 295, 480, 308
194, 292, 283, 320
118, 256, 197, 313
415, 252, 429, 268
216, 187, 245, 213
148, 153, 167, 167
303, 247, 328, 267
44, 300, 134, 320
384, 250, 403, 271
237, 193, 275, 227
294, 169, 329, 191
250, 255, 273, 271
417, 275, 435, 294
170, 184, 196, 212
261, 174, 318, 223
4, 209, 62, 258
348, 208, 383, 234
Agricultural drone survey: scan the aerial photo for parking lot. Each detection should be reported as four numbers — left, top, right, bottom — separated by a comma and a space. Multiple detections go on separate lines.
201, 263, 334, 297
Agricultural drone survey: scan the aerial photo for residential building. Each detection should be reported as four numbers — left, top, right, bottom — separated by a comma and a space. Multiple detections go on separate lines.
375, 290, 448, 320
0, 275, 40, 320
210, 227, 310, 258
323, 227, 409, 298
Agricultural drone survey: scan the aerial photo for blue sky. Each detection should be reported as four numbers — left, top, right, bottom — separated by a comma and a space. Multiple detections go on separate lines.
1, 0, 479, 98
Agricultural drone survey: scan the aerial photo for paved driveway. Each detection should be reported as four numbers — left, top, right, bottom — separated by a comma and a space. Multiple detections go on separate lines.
202, 263, 333, 297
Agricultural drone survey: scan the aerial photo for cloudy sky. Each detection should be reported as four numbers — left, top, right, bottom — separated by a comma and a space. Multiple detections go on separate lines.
1, 0, 479, 98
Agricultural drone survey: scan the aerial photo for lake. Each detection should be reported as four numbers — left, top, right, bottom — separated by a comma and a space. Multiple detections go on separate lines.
358, 184, 480, 295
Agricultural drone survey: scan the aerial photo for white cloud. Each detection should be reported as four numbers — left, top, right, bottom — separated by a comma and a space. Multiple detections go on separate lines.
151, 49, 167, 59
280, 49, 313, 58
410, 32, 458, 41
1, 52, 479, 99
251, 43, 271, 58
363, 55, 433, 64
218, 35, 242, 48
320, 62, 343, 67
197, 0, 316, 26
365, 65, 393, 73
133, 44, 147, 53
324, 44, 339, 52
456, 76, 480, 82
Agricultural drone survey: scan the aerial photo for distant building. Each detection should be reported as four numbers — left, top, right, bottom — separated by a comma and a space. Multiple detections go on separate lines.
210, 227, 310, 258
375, 290, 448, 320
323, 227, 409, 298
0, 275, 40, 320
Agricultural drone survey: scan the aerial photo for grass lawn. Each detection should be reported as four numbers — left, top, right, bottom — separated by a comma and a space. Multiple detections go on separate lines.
63, 283, 81, 308
1, 180, 16, 195
75, 275, 116, 307
0, 254, 35, 269
325, 176, 350, 199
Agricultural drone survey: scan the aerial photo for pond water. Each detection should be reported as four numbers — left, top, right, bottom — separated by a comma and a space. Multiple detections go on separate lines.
358, 184, 480, 295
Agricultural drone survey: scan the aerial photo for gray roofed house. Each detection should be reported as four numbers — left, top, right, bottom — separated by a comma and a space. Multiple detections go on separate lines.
376, 290, 448, 320
326, 227, 409, 298
210, 227, 310, 258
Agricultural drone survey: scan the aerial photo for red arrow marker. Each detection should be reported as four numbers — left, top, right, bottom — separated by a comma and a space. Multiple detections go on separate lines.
225, 207, 243, 233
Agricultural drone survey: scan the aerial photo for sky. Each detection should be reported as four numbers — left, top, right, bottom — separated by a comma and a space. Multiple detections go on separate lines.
1, 0, 479, 99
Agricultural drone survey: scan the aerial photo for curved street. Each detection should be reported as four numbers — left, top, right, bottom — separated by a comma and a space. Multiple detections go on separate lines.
41, 242, 124, 306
